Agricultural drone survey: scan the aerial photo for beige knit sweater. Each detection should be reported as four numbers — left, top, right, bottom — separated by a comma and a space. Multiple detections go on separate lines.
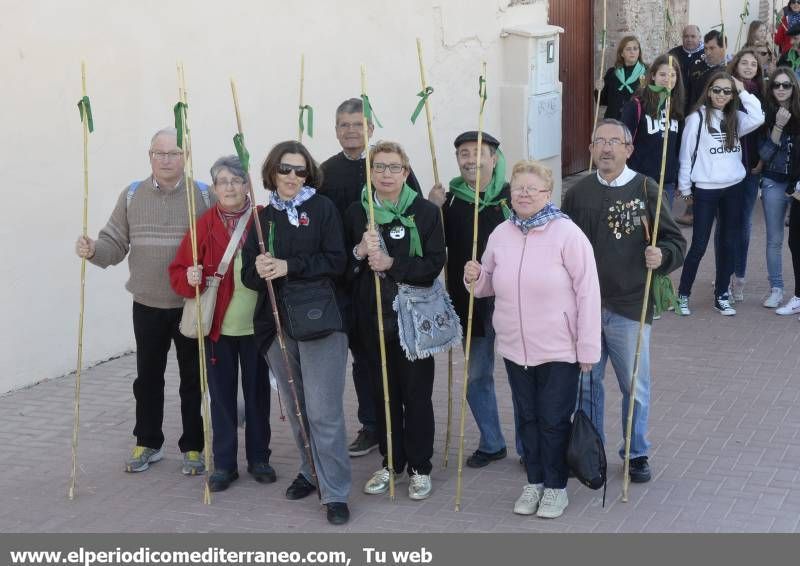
90, 177, 212, 309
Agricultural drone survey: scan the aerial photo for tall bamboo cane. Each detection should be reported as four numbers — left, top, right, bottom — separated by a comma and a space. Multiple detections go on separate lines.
176, 63, 213, 505
621, 56, 674, 502
590, 0, 608, 172
735, 0, 749, 52
69, 61, 91, 501
360, 65, 395, 500
414, 38, 453, 469
229, 78, 320, 498
298, 54, 305, 142
455, 62, 487, 512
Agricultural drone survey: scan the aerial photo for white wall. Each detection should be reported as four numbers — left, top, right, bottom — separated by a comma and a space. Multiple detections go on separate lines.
0, 0, 548, 393
689, 0, 761, 51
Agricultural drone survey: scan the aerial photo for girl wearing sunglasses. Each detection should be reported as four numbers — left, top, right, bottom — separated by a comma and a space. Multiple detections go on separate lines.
675, 71, 765, 316
758, 69, 800, 312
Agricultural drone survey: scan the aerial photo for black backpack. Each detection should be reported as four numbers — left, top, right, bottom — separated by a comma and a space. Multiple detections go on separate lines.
567, 371, 607, 506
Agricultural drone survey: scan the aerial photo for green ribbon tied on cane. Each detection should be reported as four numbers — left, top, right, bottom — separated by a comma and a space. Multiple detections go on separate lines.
268, 221, 276, 257
410, 86, 434, 124
665, 8, 673, 27
77, 96, 94, 133
298, 104, 314, 138
173, 101, 188, 149
233, 133, 250, 172
739, 3, 749, 23
478, 75, 487, 113
360, 94, 383, 128
647, 84, 672, 115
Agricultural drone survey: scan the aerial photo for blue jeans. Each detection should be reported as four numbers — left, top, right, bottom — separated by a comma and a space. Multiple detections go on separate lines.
206, 334, 271, 471
678, 184, 742, 298
580, 309, 651, 459
466, 304, 522, 456
713, 174, 759, 280
662, 182, 676, 209
505, 359, 579, 488
761, 176, 790, 289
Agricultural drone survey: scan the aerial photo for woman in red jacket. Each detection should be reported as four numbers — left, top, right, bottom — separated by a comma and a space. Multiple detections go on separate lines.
169, 155, 273, 493
775, 1, 800, 54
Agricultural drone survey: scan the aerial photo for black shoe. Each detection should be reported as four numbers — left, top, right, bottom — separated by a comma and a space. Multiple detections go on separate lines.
466, 447, 507, 468
208, 469, 239, 492
248, 462, 277, 484
348, 428, 379, 457
325, 502, 350, 525
519, 456, 525, 467
285, 473, 316, 500
629, 456, 652, 483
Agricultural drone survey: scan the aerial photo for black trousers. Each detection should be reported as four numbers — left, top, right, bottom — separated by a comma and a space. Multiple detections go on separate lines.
367, 338, 435, 475
789, 199, 800, 297
504, 359, 579, 489
131, 302, 204, 452
206, 334, 271, 471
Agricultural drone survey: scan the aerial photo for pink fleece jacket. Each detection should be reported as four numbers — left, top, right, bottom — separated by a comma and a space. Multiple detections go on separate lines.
466, 218, 601, 368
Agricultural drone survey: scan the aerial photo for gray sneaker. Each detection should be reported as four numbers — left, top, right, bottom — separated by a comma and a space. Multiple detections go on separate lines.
513, 483, 544, 515
181, 450, 205, 476
364, 467, 392, 495
408, 470, 432, 500
536, 487, 568, 519
125, 445, 164, 473
763, 287, 784, 308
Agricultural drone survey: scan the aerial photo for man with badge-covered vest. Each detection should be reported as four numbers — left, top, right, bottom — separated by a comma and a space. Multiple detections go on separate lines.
74, 127, 212, 475
429, 131, 522, 468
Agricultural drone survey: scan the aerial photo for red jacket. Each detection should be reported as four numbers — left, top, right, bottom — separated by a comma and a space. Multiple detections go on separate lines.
169, 205, 260, 342
776, 14, 795, 55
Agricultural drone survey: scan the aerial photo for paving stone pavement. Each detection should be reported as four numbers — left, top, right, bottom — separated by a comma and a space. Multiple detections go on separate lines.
2, 196, 799, 533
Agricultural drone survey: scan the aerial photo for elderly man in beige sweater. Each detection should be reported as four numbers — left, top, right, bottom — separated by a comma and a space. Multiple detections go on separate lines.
75, 127, 212, 475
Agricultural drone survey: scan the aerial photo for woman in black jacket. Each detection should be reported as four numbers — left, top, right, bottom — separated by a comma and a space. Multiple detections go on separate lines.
241, 140, 351, 525
344, 140, 446, 501
599, 35, 647, 120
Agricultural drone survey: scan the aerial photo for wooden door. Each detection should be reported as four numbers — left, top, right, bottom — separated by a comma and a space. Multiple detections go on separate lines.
549, 0, 594, 176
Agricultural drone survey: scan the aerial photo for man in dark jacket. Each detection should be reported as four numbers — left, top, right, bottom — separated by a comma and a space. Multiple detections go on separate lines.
668, 25, 704, 94
429, 131, 522, 468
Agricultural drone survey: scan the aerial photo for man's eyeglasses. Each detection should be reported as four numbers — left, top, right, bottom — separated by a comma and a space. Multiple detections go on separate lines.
150, 151, 183, 161
337, 121, 365, 130
709, 86, 733, 96
591, 138, 628, 147
772, 81, 793, 90
372, 163, 405, 174
277, 163, 309, 177
215, 178, 246, 189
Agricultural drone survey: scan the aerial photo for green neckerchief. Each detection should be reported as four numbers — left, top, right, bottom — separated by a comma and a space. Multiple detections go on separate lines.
448, 147, 511, 219
360, 183, 422, 257
647, 84, 671, 114
615, 62, 646, 93
789, 49, 800, 72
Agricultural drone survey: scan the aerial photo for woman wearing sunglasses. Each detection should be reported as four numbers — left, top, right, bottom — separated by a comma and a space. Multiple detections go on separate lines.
675, 70, 765, 316
757, 69, 800, 312
241, 141, 351, 525
343, 141, 446, 502
775, 1, 800, 55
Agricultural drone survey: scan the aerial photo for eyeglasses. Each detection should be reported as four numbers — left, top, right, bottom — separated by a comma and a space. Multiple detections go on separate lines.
372, 163, 405, 174
772, 81, 793, 90
510, 186, 551, 195
215, 178, 246, 189
591, 138, 628, 147
277, 163, 309, 177
709, 86, 733, 96
150, 151, 183, 161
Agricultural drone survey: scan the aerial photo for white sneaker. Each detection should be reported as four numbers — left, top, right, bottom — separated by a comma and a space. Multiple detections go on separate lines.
536, 488, 568, 519
763, 288, 784, 308
714, 295, 737, 316
364, 467, 391, 495
513, 483, 544, 515
776, 296, 800, 315
408, 470, 432, 500
676, 294, 691, 316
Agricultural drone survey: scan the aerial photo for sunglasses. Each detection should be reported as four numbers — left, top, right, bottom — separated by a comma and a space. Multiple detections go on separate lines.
772, 81, 793, 90
277, 163, 309, 177
709, 86, 733, 96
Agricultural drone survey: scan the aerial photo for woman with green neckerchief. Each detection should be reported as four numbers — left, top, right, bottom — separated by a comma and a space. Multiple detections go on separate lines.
343, 140, 446, 502
598, 35, 648, 120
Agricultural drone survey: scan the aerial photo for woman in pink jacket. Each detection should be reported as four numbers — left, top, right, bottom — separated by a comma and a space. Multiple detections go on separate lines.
464, 160, 601, 520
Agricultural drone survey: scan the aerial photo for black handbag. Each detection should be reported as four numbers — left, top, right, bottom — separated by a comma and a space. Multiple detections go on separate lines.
278, 278, 343, 341
567, 371, 607, 506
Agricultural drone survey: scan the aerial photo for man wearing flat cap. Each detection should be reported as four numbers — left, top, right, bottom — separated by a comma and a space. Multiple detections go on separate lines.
429, 131, 521, 468
777, 25, 800, 77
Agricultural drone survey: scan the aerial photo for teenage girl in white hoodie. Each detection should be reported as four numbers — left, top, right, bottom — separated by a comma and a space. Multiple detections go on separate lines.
676, 70, 765, 316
